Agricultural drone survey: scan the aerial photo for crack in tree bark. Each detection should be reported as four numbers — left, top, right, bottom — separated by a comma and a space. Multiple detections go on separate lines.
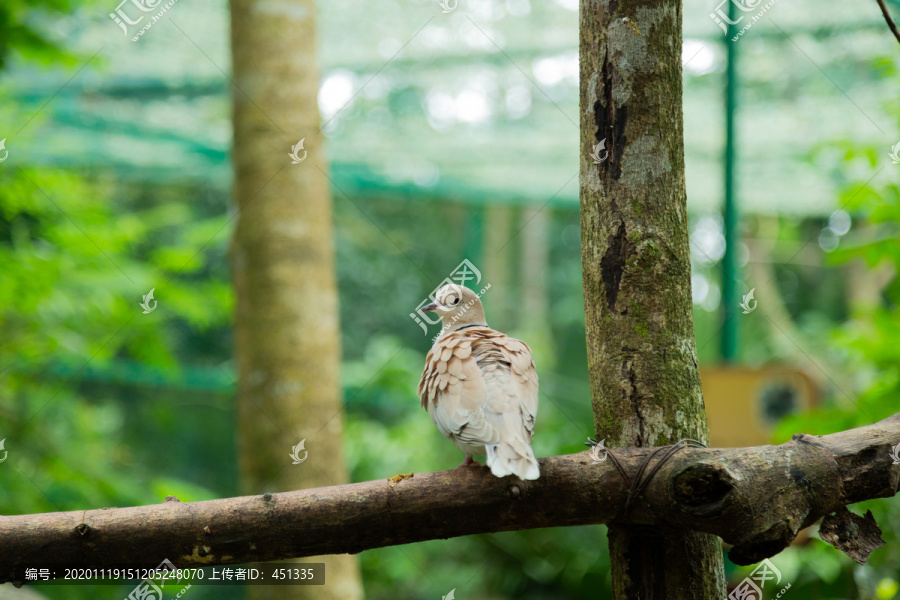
625, 363, 646, 446
600, 221, 635, 313
594, 48, 628, 181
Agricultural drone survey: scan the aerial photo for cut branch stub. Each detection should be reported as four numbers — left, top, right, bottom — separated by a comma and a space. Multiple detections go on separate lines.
670, 462, 737, 518
691, 441, 842, 565
608, 436, 845, 565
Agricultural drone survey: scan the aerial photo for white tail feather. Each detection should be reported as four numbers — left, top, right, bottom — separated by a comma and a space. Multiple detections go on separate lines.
486, 443, 540, 480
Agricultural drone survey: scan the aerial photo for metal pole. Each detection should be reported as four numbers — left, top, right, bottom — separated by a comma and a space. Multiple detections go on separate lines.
463, 205, 485, 271
721, 1, 739, 363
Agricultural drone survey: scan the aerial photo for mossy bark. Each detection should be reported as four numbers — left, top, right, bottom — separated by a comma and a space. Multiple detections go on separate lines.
229, 1, 363, 598
579, 0, 726, 596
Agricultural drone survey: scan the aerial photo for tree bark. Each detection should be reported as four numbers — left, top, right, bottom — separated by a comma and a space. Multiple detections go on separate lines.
228, 0, 362, 598
579, 0, 726, 596
2, 414, 898, 584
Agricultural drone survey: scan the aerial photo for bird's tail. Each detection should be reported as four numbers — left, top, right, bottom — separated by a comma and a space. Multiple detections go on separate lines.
485, 441, 540, 480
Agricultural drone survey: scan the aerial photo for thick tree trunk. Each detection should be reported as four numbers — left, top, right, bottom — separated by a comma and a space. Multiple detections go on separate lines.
228, 0, 363, 598
579, 0, 727, 597
2, 413, 898, 584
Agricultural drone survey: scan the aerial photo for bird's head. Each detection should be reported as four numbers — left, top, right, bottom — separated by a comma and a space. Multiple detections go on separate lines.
422, 284, 487, 331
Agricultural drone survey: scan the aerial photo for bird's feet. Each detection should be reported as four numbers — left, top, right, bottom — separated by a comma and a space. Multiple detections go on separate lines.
456, 456, 480, 468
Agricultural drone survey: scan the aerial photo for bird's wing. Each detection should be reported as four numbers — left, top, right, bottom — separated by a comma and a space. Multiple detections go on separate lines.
476, 333, 538, 443
472, 330, 540, 479
417, 329, 500, 447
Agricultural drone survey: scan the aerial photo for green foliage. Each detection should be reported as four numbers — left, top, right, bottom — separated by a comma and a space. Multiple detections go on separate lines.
0, 166, 238, 599
768, 100, 900, 600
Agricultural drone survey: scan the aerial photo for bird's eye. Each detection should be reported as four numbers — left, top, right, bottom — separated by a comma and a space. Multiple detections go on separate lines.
452, 297, 460, 305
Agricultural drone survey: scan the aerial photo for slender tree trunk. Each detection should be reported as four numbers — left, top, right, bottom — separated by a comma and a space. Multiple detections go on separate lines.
520, 206, 550, 327
579, 0, 727, 597
518, 206, 554, 360
229, 1, 363, 598
483, 205, 512, 328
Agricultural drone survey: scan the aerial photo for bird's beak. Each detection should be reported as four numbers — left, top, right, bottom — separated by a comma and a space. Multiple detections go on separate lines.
422, 302, 439, 312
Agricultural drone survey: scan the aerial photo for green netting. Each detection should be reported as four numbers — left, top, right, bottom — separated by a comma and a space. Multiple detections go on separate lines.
3, 0, 898, 215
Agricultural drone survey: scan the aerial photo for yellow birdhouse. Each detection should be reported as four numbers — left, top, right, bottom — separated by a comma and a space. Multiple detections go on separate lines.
701, 366, 818, 448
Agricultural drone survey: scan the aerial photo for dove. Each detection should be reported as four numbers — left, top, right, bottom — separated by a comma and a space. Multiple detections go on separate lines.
417, 284, 540, 480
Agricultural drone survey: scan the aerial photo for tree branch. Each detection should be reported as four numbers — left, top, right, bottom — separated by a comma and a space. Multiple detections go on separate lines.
2, 414, 898, 584
876, 0, 900, 46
